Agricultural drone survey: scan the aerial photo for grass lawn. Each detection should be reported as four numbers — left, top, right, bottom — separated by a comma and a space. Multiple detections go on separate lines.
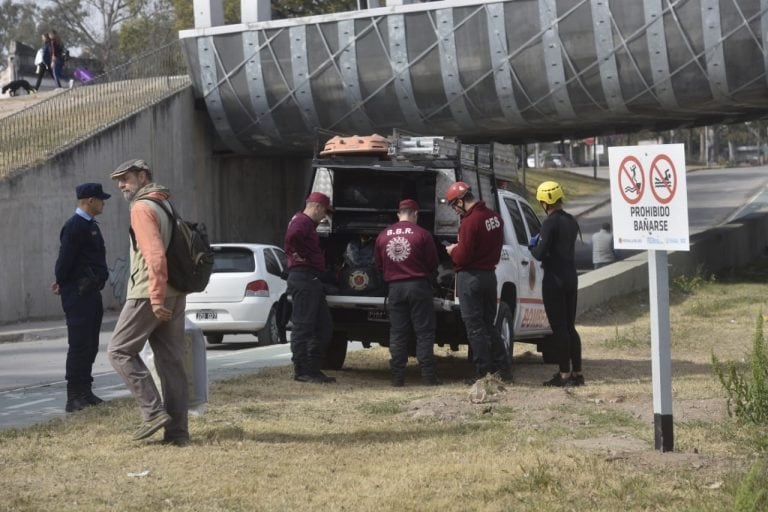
1, 261, 767, 511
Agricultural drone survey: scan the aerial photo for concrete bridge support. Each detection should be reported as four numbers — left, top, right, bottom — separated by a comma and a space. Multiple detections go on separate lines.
0, 87, 311, 324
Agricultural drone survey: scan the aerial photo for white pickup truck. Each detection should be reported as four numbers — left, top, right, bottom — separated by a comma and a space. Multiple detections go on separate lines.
302, 135, 553, 369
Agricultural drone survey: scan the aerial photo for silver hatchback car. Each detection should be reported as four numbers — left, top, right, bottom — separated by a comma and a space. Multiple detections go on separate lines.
185, 244, 288, 345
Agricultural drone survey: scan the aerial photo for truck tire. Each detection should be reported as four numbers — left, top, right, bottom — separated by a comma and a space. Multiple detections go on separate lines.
205, 334, 223, 344
495, 302, 515, 360
322, 331, 348, 370
256, 306, 279, 345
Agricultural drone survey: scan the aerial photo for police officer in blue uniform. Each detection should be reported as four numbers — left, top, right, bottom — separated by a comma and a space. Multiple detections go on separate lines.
52, 183, 111, 412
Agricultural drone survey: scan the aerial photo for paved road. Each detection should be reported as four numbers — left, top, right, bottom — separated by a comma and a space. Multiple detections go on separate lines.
0, 332, 361, 430
568, 165, 768, 269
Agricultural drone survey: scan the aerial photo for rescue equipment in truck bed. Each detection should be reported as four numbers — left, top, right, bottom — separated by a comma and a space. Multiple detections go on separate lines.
320, 134, 390, 156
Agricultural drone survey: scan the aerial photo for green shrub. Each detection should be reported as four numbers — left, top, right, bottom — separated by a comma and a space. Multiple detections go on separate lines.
712, 313, 768, 424
733, 458, 768, 512
672, 265, 715, 294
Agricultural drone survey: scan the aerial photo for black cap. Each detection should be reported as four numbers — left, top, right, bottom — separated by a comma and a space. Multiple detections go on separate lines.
76, 182, 111, 200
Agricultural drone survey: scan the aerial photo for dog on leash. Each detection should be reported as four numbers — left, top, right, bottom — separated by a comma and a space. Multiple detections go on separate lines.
1, 79, 35, 96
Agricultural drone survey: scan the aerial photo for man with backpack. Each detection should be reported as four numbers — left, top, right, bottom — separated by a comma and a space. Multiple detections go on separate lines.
107, 159, 190, 446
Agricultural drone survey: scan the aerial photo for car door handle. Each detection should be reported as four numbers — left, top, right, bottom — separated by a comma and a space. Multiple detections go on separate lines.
521, 260, 529, 266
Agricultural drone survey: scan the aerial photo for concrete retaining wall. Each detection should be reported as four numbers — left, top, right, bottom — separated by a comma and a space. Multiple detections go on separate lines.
577, 213, 768, 316
0, 87, 311, 324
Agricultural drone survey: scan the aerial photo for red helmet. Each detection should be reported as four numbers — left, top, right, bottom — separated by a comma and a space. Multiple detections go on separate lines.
446, 181, 470, 203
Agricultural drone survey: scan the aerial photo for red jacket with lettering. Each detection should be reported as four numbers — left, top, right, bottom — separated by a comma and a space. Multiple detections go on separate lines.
450, 201, 503, 272
374, 220, 438, 282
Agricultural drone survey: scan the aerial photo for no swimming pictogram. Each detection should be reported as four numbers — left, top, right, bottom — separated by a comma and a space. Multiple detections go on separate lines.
618, 155, 644, 204
650, 154, 677, 204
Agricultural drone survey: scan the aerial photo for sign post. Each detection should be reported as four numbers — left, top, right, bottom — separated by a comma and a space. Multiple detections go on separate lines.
608, 144, 689, 452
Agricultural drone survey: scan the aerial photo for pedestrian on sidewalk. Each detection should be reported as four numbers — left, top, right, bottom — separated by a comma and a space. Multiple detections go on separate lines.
592, 222, 616, 269
283, 192, 336, 384
529, 181, 584, 387
52, 183, 111, 412
108, 159, 190, 446
444, 182, 513, 385
374, 199, 440, 387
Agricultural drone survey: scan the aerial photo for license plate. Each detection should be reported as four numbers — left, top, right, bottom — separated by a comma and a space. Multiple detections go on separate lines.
367, 310, 388, 322
196, 311, 217, 321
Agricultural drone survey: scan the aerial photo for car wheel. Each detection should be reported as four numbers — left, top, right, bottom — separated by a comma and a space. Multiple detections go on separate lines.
322, 331, 348, 370
495, 302, 515, 361
256, 306, 280, 345
206, 334, 224, 344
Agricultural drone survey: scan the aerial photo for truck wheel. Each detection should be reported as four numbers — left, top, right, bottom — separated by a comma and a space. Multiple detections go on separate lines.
256, 306, 279, 345
205, 334, 223, 344
322, 331, 348, 370
495, 302, 515, 359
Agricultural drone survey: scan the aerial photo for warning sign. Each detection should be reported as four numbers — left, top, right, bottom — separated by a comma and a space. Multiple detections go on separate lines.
608, 144, 689, 251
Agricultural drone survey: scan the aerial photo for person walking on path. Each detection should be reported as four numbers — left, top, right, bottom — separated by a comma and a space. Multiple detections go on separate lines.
52, 183, 111, 412
592, 222, 616, 269
444, 182, 512, 384
48, 30, 64, 88
33, 33, 51, 91
108, 159, 190, 446
283, 192, 336, 384
529, 181, 585, 387
374, 199, 440, 387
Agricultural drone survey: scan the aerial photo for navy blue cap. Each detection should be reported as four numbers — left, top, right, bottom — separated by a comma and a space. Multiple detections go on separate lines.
76, 183, 111, 200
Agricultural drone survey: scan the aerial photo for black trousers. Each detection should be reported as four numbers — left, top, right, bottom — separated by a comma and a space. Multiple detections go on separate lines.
62, 289, 103, 391
457, 270, 510, 376
542, 274, 582, 374
287, 269, 332, 375
387, 279, 436, 378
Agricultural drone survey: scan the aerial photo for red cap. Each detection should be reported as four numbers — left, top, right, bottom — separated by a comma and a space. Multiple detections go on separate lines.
306, 191, 334, 212
398, 199, 419, 212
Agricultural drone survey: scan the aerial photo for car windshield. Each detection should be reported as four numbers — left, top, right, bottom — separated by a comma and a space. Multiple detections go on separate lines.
212, 247, 255, 273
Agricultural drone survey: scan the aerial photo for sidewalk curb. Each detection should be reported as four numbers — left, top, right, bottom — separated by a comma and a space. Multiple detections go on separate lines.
573, 197, 611, 219
0, 319, 118, 344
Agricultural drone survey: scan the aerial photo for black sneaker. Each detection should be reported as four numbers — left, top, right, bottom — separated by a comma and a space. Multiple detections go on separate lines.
543, 373, 571, 387
391, 379, 405, 388
422, 376, 442, 386
569, 374, 585, 386
494, 371, 514, 384
84, 392, 104, 405
294, 372, 336, 384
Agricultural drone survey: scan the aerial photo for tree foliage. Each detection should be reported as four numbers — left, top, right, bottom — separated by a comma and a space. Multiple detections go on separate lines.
40, 0, 148, 63
0, 0, 40, 64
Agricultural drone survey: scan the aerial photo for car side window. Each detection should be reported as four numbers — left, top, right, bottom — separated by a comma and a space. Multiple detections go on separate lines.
274, 248, 288, 272
503, 198, 529, 246
264, 249, 282, 277
521, 203, 542, 238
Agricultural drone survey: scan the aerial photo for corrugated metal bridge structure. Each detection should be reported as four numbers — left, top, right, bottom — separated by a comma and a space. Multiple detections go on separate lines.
180, 0, 768, 155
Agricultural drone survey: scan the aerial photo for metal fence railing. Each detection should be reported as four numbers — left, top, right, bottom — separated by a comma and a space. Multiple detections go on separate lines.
0, 40, 191, 179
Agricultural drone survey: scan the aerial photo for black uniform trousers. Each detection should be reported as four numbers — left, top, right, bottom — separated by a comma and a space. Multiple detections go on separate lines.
457, 269, 510, 377
61, 284, 103, 392
287, 268, 332, 376
387, 279, 437, 379
542, 273, 582, 374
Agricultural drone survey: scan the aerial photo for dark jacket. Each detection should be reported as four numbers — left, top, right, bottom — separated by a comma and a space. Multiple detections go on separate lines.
284, 212, 325, 273
55, 213, 109, 288
530, 208, 580, 289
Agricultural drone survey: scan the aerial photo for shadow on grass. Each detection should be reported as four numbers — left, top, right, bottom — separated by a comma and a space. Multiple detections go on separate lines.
196, 421, 492, 445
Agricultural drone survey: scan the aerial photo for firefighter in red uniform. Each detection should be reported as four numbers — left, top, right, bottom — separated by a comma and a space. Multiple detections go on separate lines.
375, 199, 440, 387
445, 182, 513, 384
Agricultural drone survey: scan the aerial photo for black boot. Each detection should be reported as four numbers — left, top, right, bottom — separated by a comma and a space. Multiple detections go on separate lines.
84, 383, 104, 405
65, 382, 91, 413
421, 368, 442, 386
